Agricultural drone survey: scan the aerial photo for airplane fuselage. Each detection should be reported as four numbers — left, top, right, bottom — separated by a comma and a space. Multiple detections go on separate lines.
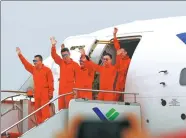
16, 16, 186, 135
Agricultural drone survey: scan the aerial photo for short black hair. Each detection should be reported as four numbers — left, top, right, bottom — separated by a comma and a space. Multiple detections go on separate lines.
103, 53, 112, 59
34, 55, 43, 61
61, 48, 69, 53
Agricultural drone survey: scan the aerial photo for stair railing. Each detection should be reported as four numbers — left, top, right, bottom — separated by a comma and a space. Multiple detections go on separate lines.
1, 92, 74, 136
73, 88, 139, 103
1, 89, 139, 137
1, 90, 28, 134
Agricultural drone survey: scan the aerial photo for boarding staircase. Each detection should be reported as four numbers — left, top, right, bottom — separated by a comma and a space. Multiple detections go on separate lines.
1, 89, 140, 138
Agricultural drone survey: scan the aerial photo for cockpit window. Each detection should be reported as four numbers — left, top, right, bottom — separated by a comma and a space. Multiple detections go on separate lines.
180, 68, 186, 86
177, 32, 186, 45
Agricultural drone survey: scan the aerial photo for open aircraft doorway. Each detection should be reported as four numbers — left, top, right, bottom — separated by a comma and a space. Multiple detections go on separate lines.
90, 36, 142, 99
99, 36, 142, 65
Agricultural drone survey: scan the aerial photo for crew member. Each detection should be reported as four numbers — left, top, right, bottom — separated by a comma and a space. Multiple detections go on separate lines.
80, 49, 121, 101
75, 55, 95, 100
16, 47, 54, 124
113, 28, 131, 101
50, 37, 79, 110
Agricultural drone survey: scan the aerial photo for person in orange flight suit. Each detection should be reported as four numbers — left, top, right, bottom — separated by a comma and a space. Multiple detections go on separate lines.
50, 37, 80, 110
16, 47, 54, 124
113, 27, 131, 101
80, 48, 122, 101
75, 55, 95, 100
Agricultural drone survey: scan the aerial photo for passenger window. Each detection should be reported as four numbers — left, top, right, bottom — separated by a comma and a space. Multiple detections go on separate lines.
180, 68, 186, 86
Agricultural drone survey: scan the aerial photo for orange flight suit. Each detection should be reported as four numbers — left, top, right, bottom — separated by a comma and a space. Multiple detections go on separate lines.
84, 60, 120, 101
18, 54, 54, 124
51, 46, 79, 110
75, 67, 94, 100
114, 36, 131, 101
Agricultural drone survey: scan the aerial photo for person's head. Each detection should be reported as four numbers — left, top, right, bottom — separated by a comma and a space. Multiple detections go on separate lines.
102, 53, 112, 66
120, 48, 128, 58
79, 55, 89, 68
33, 55, 43, 67
61, 48, 70, 62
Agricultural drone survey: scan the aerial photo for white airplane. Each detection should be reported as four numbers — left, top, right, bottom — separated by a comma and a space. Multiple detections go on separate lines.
1, 16, 186, 137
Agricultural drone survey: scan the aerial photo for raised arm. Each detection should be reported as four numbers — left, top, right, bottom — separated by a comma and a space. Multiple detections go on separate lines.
46, 68, 54, 100
113, 27, 120, 50
115, 49, 123, 69
50, 37, 62, 65
85, 60, 101, 72
80, 49, 101, 72
16, 47, 34, 74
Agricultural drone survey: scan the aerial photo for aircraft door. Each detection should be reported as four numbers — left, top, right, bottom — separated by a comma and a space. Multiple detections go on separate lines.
90, 38, 113, 64
124, 31, 186, 134
153, 32, 186, 96
151, 32, 186, 134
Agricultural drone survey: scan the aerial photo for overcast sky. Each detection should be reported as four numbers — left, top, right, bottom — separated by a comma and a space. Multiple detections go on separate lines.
1, 1, 186, 90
